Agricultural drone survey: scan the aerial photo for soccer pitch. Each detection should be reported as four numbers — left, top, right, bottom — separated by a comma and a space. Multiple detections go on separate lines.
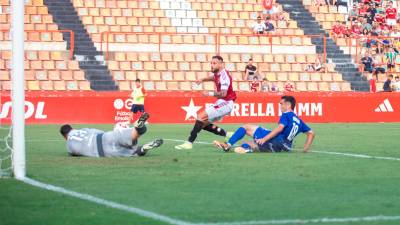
1, 123, 400, 225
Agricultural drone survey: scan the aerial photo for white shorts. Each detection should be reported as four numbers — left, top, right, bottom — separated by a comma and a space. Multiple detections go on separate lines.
205, 99, 234, 123
387, 19, 397, 26
263, 9, 274, 14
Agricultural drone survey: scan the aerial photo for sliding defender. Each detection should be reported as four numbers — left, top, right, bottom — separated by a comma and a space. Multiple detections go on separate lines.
214, 96, 315, 153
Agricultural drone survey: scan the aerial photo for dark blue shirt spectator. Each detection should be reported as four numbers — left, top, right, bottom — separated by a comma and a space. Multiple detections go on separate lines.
361, 55, 373, 73
383, 75, 393, 92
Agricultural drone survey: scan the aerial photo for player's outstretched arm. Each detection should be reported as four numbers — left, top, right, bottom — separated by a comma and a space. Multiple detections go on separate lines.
303, 131, 315, 153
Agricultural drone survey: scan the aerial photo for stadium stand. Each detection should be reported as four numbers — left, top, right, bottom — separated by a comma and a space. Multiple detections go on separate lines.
0, 0, 370, 91
106, 52, 350, 91
0, 50, 90, 91
0, 0, 93, 90
69, 0, 353, 91
299, 0, 400, 91
277, 0, 370, 91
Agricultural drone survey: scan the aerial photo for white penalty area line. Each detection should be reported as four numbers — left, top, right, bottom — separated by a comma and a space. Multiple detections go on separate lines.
165, 139, 400, 162
19, 177, 400, 225
198, 215, 400, 225
311, 150, 400, 161
14, 176, 400, 225
20, 177, 191, 225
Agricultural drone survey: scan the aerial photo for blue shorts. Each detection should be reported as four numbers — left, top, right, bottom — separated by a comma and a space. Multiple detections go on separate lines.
130, 104, 145, 113
253, 127, 291, 152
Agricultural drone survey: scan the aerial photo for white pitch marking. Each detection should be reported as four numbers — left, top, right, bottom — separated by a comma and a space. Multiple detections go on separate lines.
164, 139, 400, 161
19, 177, 400, 225
196, 215, 400, 225
20, 177, 192, 225
311, 150, 400, 161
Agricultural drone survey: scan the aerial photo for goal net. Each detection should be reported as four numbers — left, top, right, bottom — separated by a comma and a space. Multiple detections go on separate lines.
0, 95, 12, 177
0, 0, 26, 179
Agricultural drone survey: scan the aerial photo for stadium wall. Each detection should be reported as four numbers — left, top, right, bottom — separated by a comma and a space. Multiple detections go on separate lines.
0, 92, 399, 124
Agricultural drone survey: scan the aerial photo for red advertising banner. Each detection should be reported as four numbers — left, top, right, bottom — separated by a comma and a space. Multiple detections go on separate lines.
0, 91, 399, 124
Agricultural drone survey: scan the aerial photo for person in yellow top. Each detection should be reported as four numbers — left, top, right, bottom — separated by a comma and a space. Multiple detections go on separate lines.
129, 79, 146, 124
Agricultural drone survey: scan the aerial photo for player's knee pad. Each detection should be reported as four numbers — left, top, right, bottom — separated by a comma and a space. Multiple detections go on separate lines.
135, 126, 147, 135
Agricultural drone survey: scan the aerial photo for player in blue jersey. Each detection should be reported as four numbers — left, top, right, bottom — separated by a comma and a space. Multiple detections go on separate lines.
213, 96, 315, 153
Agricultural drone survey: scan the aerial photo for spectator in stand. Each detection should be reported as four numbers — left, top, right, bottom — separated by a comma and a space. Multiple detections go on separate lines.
361, 30, 373, 49
361, 52, 374, 73
342, 22, 351, 37
391, 28, 400, 37
370, 23, 380, 36
270, 83, 279, 92
373, 0, 382, 8
382, 25, 391, 37
284, 80, 294, 92
250, 76, 261, 92
263, 1, 275, 17
305, 55, 325, 72
371, 23, 383, 52
252, 16, 267, 34
367, 3, 377, 19
314, 0, 325, 7
392, 76, 400, 91
261, 78, 270, 92
383, 74, 393, 91
362, 18, 373, 32
314, 55, 326, 72
265, 17, 275, 34
351, 21, 363, 37
370, 73, 377, 92
305, 64, 315, 72
349, 4, 359, 22
277, 10, 288, 23
270, 3, 281, 21
358, 3, 369, 17
374, 12, 386, 24
372, 54, 386, 74
244, 58, 258, 80
365, 11, 375, 25
384, 47, 398, 72
385, 1, 397, 29
332, 21, 346, 37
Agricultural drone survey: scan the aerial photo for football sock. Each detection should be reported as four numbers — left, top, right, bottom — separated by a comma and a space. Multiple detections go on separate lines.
203, 124, 227, 137
241, 143, 251, 149
228, 127, 246, 146
188, 120, 204, 143
135, 125, 147, 135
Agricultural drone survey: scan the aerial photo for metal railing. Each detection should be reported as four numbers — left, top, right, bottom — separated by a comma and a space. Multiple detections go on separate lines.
100, 31, 326, 64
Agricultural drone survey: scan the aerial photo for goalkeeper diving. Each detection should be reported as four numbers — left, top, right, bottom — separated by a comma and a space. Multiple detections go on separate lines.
60, 113, 163, 157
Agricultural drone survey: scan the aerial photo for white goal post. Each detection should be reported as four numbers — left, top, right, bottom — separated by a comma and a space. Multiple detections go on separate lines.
11, 0, 26, 179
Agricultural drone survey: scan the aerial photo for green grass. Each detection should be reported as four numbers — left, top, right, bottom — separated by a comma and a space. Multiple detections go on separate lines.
1, 123, 400, 225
